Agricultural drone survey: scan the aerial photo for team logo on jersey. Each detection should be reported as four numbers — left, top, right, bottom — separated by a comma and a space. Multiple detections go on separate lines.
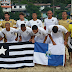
10, 21, 12, 23
24, 21, 26, 23
52, 20, 54, 21
26, 31, 29, 34
11, 32, 13, 34
37, 21, 39, 23
58, 30, 61, 32
67, 20, 69, 23
39, 32, 41, 34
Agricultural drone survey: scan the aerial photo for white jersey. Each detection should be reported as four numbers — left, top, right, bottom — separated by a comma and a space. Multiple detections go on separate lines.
18, 27, 32, 42
16, 19, 29, 29
68, 36, 72, 49
44, 17, 58, 32
0, 31, 4, 43
48, 25, 68, 44
2, 27, 18, 43
32, 27, 47, 43
29, 19, 43, 28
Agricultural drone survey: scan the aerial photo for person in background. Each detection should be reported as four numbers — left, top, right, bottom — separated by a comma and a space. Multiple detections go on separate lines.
0, 12, 16, 28
64, 22, 72, 66
59, 11, 72, 61
59, 11, 72, 31
28, 13, 43, 28
44, 10, 58, 32
16, 12, 29, 29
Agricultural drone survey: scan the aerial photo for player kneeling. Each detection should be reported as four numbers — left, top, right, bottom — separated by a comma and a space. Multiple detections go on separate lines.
46, 25, 68, 45
31, 25, 47, 43
2, 22, 18, 43
17, 24, 33, 42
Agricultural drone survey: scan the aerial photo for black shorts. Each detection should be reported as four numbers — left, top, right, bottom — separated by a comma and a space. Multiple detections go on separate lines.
68, 47, 72, 52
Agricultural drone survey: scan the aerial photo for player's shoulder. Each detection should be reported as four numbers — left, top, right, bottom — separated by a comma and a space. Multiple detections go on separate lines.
68, 19, 72, 23
10, 19, 16, 21
38, 27, 44, 31
10, 27, 16, 30
28, 19, 33, 24
2, 20, 6, 23
67, 19, 71, 21
59, 25, 67, 31
2, 28, 6, 31
17, 20, 20, 22
10, 27, 14, 29
0, 31, 3, 35
49, 25, 55, 28
37, 19, 41, 21
26, 27, 32, 31
18, 28, 21, 32
0, 31, 3, 34
29, 19, 33, 22
57, 25, 65, 29
52, 17, 57, 20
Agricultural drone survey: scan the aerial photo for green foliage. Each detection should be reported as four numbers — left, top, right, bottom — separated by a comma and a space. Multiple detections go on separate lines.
26, 4, 41, 20
54, 0, 71, 5
42, 7, 53, 12
11, 0, 71, 4
9, 12, 20, 20
7, 0, 72, 20
55, 10, 70, 19
0, 6, 4, 19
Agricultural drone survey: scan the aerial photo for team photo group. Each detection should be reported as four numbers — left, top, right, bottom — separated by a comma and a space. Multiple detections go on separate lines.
0, 10, 72, 68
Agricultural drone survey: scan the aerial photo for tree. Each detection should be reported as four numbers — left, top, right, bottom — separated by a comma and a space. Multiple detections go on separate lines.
42, 7, 53, 13
26, 4, 41, 20
0, 6, 4, 19
11, 0, 71, 5
9, 12, 20, 20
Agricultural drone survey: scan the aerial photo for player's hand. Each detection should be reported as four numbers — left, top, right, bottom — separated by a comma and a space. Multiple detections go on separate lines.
5, 39, 7, 42
29, 39, 32, 42
64, 41, 67, 45
19, 39, 22, 42
43, 41, 45, 43
32, 39, 35, 43
15, 37, 18, 41
53, 41, 56, 45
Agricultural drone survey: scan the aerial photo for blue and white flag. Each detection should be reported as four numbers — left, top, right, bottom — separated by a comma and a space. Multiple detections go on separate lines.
34, 42, 65, 66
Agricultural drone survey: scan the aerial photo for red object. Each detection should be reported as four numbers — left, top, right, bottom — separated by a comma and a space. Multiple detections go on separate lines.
44, 26, 46, 30
1, 6, 11, 8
